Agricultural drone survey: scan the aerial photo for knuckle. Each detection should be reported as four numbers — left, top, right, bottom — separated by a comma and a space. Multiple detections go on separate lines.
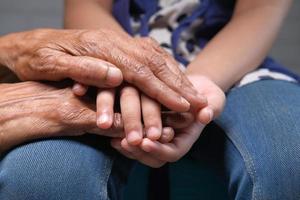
130, 69, 153, 87
77, 30, 95, 43
174, 75, 184, 89
124, 63, 152, 84
143, 37, 153, 43
144, 37, 159, 46
77, 30, 104, 55
148, 54, 167, 75
132, 64, 150, 76
58, 100, 91, 123
29, 50, 50, 71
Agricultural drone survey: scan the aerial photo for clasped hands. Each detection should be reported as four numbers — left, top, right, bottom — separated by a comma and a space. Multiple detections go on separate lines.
96, 74, 225, 168
0, 29, 225, 166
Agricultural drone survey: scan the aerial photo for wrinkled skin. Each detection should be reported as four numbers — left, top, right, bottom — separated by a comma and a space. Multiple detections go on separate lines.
1, 29, 206, 112
0, 81, 124, 152
112, 75, 226, 168
0, 81, 194, 153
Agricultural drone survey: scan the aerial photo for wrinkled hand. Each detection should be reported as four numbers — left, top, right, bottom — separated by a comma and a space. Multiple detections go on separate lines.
111, 75, 226, 167
1, 29, 205, 112
0, 81, 123, 152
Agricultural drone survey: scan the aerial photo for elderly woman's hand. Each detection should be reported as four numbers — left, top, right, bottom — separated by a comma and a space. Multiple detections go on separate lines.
0, 81, 124, 153
0, 29, 206, 112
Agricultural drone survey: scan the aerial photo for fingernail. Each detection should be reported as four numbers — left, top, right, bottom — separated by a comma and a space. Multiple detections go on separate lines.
127, 131, 142, 145
180, 97, 190, 108
72, 84, 86, 96
107, 67, 123, 85
206, 108, 214, 122
98, 113, 109, 125
147, 127, 160, 140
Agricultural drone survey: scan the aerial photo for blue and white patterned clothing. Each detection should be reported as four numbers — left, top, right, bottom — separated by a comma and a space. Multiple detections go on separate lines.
113, 0, 299, 88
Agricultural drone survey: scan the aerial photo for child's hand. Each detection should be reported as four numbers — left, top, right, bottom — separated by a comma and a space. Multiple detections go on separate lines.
119, 85, 163, 145
111, 122, 204, 167
188, 75, 226, 124
111, 75, 226, 168
95, 84, 180, 145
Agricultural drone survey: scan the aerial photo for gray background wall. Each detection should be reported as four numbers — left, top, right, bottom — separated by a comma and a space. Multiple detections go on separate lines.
0, 0, 299, 74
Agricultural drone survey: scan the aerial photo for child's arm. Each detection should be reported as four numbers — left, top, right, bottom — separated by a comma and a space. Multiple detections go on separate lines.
186, 0, 293, 91
64, 0, 124, 33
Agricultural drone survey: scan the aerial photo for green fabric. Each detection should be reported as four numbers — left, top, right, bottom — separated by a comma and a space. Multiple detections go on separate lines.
124, 159, 228, 200
123, 163, 149, 200
169, 159, 229, 200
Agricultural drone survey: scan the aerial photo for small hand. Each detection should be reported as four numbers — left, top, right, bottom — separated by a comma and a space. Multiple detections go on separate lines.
96, 85, 178, 145
188, 75, 226, 124
111, 75, 225, 167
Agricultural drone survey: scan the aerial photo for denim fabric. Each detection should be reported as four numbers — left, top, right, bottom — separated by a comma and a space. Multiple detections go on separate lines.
190, 80, 300, 200
0, 80, 299, 200
0, 135, 132, 200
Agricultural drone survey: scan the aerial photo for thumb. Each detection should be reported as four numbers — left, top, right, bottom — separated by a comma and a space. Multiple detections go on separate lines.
58, 55, 123, 88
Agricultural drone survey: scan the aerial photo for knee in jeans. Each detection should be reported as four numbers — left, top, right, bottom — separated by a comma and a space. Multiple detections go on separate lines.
0, 140, 113, 200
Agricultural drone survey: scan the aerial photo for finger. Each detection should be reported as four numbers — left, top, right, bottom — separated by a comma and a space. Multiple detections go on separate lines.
144, 37, 193, 85
141, 123, 204, 162
87, 113, 124, 137
159, 127, 175, 143
58, 94, 123, 137
111, 139, 136, 159
58, 55, 123, 88
121, 138, 166, 168
128, 67, 191, 112
162, 111, 194, 129
199, 89, 226, 122
141, 95, 162, 140
70, 113, 123, 138
97, 89, 115, 129
113, 50, 191, 112
120, 86, 143, 145
88, 128, 124, 138
197, 106, 214, 125
72, 83, 88, 96
112, 113, 124, 131
141, 37, 207, 111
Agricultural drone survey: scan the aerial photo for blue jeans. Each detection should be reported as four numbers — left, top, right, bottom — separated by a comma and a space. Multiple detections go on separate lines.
1, 80, 300, 200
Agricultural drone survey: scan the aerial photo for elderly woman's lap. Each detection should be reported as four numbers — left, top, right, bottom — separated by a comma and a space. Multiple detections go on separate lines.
0, 135, 131, 200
